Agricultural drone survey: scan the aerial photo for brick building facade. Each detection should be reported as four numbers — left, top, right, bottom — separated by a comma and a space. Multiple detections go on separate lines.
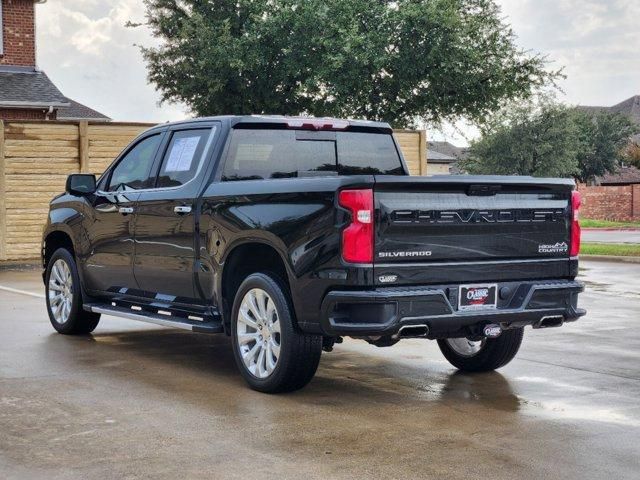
0, 106, 54, 119
0, 0, 38, 67
0, 0, 109, 121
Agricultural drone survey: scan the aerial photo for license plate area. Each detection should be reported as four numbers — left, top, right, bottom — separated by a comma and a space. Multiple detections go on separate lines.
458, 284, 498, 311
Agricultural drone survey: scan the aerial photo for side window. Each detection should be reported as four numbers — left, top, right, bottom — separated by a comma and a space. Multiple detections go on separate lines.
107, 134, 162, 192
156, 128, 213, 188
222, 129, 337, 181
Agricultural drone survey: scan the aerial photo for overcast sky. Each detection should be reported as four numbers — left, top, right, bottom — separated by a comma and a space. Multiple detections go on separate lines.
36, 0, 640, 141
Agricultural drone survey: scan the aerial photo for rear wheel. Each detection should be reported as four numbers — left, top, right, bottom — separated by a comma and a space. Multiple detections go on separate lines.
45, 248, 100, 335
437, 327, 524, 372
231, 273, 322, 393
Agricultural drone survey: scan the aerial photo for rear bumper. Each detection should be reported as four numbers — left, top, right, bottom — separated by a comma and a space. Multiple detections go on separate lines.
319, 280, 585, 338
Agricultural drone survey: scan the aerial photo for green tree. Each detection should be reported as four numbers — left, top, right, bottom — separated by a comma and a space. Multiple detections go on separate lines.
572, 111, 638, 184
135, 0, 560, 127
623, 140, 640, 169
462, 102, 581, 177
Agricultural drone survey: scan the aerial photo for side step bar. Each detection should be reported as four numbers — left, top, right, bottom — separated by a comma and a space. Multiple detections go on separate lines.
87, 304, 224, 334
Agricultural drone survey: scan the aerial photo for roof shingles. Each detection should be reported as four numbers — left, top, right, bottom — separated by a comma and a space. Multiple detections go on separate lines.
0, 66, 110, 120
580, 95, 640, 125
0, 67, 68, 106
599, 166, 640, 186
57, 98, 110, 121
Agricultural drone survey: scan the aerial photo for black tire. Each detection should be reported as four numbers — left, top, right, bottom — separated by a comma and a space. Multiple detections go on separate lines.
230, 272, 322, 393
437, 327, 524, 372
45, 248, 100, 335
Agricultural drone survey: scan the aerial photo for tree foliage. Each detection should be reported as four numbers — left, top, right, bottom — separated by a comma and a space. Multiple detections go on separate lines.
572, 111, 638, 183
463, 101, 639, 181
137, 0, 560, 127
463, 102, 581, 177
622, 140, 640, 169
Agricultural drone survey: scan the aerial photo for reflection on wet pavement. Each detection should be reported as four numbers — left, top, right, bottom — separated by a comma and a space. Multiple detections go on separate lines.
1, 261, 639, 479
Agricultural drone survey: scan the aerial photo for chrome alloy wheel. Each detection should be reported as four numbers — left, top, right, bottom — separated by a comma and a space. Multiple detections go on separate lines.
236, 288, 282, 379
445, 337, 485, 357
48, 259, 74, 324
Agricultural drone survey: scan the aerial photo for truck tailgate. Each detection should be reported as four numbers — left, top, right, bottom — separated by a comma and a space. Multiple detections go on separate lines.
374, 176, 576, 285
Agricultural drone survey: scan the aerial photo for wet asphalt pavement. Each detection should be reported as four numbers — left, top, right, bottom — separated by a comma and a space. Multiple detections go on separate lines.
0, 260, 639, 479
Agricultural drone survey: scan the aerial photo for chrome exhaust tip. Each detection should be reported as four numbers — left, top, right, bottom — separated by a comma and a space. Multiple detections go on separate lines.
397, 324, 430, 338
533, 315, 564, 329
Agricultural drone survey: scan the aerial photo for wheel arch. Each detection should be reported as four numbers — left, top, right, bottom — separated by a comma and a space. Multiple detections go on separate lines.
42, 202, 86, 268
42, 227, 95, 304
218, 239, 295, 330
43, 228, 76, 271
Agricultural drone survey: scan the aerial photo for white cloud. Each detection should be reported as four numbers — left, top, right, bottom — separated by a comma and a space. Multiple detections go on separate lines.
35, 1, 639, 139
432, 0, 640, 145
498, 0, 640, 106
36, 0, 188, 122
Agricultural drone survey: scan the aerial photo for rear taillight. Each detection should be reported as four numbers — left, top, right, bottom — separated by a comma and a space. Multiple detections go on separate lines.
570, 190, 581, 256
338, 189, 374, 263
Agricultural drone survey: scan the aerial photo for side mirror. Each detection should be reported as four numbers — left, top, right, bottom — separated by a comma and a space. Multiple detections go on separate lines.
66, 174, 96, 196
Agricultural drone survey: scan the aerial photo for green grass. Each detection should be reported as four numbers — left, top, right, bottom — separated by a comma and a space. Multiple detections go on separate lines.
582, 243, 640, 257
581, 218, 640, 228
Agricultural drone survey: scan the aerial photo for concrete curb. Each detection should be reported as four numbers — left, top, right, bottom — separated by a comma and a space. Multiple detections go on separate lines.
0, 261, 39, 270
582, 228, 640, 232
581, 255, 640, 264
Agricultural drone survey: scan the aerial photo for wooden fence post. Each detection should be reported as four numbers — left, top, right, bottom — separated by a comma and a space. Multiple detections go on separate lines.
418, 129, 427, 176
79, 120, 89, 173
0, 120, 6, 261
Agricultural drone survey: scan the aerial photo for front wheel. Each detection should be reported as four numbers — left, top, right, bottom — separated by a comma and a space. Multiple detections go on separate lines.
45, 248, 100, 335
230, 273, 322, 393
437, 327, 524, 372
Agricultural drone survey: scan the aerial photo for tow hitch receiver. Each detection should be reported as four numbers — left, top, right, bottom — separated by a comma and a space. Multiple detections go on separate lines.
483, 324, 502, 338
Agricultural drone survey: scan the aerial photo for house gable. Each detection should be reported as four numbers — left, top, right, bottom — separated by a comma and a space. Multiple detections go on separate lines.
0, 0, 110, 121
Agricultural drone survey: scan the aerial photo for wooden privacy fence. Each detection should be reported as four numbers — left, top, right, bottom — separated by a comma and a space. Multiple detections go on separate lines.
0, 120, 426, 262
393, 129, 427, 176
0, 120, 154, 262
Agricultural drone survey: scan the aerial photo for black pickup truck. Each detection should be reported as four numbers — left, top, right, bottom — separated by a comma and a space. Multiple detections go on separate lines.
42, 116, 585, 392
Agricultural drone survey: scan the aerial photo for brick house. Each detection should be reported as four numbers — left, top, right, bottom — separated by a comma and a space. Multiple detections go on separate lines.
427, 141, 468, 175
580, 95, 640, 143
0, 0, 109, 121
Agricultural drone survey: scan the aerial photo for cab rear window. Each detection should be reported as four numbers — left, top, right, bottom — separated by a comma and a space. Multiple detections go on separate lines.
222, 129, 404, 181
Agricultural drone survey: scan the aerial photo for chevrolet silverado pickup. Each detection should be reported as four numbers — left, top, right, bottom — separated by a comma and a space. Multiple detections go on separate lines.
42, 116, 585, 392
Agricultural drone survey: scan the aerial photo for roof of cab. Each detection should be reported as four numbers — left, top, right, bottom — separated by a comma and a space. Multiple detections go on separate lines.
148, 115, 392, 132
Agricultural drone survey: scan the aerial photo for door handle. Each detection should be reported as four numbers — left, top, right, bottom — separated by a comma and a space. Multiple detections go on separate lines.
95, 204, 118, 213
118, 207, 134, 215
174, 206, 192, 215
